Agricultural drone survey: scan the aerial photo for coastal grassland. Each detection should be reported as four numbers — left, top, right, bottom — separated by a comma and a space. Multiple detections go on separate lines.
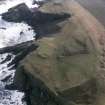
22, 16, 98, 92
13, 1, 105, 105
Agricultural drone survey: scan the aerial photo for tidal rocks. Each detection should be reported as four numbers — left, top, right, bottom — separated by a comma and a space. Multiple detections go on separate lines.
2, 3, 32, 22
7, 42, 38, 68
0, 41, 37, 54
2, 2, 71, 39
2, 2, 71, 24
0, 41, 38, 69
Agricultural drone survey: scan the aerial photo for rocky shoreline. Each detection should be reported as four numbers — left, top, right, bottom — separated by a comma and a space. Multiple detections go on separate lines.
1, 0, 105, 105
2, 2, 70, 39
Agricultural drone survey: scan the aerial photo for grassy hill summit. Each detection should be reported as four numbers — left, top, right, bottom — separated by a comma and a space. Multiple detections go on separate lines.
13, 0, 105, 105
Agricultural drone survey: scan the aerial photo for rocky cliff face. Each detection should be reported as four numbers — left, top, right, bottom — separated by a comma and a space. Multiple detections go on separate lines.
13, 1, 100, 105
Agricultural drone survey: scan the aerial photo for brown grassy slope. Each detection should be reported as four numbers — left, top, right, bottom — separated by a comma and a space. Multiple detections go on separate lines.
14, 1, 105, 105
20, 0, 99, 91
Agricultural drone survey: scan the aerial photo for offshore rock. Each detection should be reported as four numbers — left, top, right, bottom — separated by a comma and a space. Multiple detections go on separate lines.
2, 3, 32, 22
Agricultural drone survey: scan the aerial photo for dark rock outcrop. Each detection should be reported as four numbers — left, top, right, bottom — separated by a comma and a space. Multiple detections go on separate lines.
0, 41, 38, 69
2, 3, 70, 24
2, 3, 32, 22
0, 41, 37, 54
2, 3, 71, 39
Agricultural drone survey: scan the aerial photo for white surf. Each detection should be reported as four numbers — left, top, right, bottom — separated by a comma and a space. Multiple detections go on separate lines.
0, 0, 40, 104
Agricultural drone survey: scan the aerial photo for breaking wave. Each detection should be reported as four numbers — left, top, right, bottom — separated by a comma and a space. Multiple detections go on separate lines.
0, 0, 40, 104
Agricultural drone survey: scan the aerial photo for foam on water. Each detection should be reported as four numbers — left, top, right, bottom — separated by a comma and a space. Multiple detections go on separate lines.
0, 17, 35, 48
0, 53, 26, 105
0, 0, 40, 104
